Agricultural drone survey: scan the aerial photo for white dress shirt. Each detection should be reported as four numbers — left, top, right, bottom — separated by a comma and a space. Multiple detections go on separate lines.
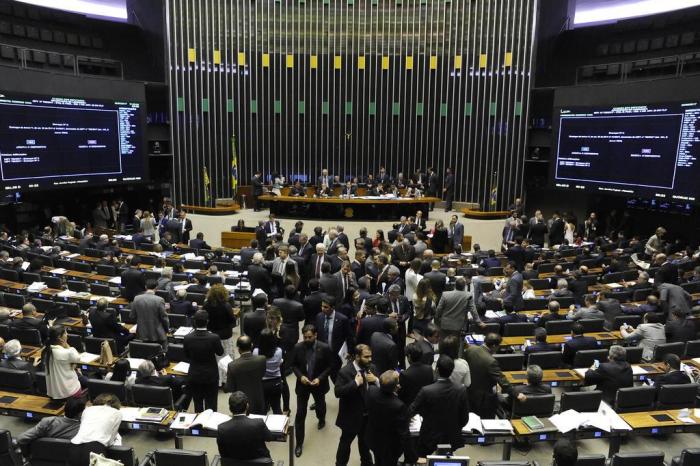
71, 405, 122, 446
46, 346, 81, 399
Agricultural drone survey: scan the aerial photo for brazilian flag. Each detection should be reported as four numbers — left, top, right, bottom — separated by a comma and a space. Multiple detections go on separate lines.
231, 135, 238, 194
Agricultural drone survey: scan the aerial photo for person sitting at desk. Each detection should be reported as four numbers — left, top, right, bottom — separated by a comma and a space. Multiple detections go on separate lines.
0, 338, 34, 373
186, 274, 209, 295
17, 397, 85, 457
566, 294, 604, 321
512, 364, 552, 402
622, 295, 660, 316
655, 354, 691, 389
620, 312, 666, 361
89, 298, 133, 353
548, 279, 574, 300
665, 308, 697, 343
537, 300, 563, 328
562, 322, 598, 366
290, 179, 306, 197
341, 181, 356, 197
68, 393, 122, 466
9, 303, 48, 342
189, 232, 211, 250
217, 391, 275, 461
104, 359, 136, 388
316, 183, 331, 198
42, 325, 84, 400
583, 345, 633, 404
524, 328, 561, 357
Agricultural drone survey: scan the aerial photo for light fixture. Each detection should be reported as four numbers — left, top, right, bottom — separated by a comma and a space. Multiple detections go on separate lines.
575, 0, 700, 25
13, 0, 127, 20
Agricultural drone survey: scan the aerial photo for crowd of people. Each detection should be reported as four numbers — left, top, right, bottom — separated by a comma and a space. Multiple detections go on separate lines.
0, 196, 699, 466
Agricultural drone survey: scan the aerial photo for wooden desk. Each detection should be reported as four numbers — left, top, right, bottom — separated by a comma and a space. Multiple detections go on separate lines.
0, 390, 64, 419
180, 204, 240, 216
221, 231, 256, 249
504, 369, 581, 386
121, 410, 177, 435
620, 409, 700, 434
500, 331, 622, 347
259, 194, 441, 220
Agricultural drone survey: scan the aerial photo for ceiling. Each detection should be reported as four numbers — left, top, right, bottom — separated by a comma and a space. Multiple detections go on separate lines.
13, 0, 127, 21
574, 0, 700, 26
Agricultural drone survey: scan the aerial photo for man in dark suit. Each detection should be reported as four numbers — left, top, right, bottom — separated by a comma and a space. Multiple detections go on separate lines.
296, 234, 313, 262
523, 328, 561, 358
303, 279, 324, 326
225, 336, 267, 414
410, 355, 469, 456
319, 262, 342, 304
596, 291, 622, 330
292, 325, 337, 457
562, 322, 599, 366
10, 303, 48, 342
273, 285, 306, 355
529, 217, 547, 247
548, 212, 565, 246
501, 261, 524, 310
252, 170, 264, 211
399, 342, 434, 406
263, 214, 282, 237
463, 333, 514, 418
340, 181, 357, 197
316, 296, 354, 363
188, 232, 211, 250
88, 298, 132, 353
442, 167, 455, 212
366, 370, 417, 466
184, 310, 224, 412
655, 354, 691, 389
536, 300, 564, 328
505, 237, 527, 272
247, 253, 272, 295
242, 294, 268, 346
583, 345, 633, 404
334, 344, 378, 466
239, 240, 259, 267
424, 260, 447, 300
665, 308, 697, 343
177, 211, 193, 244
447, 215, 464, 251
426, 167, 439, 211
370, 318, 400, 375
120, 256, 145, 301
290, 180, 306, 197
356, 297, 390, 345
217, 391, 275, 461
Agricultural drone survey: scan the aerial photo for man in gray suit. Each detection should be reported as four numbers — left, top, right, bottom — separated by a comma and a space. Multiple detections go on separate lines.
333, 260, 358, 305
448, 215, 464, 252
435, 277, 477, 339
129, 280, 169, 347
502, 261, 524, 311
226, 335, 267, 415
657, 281, 692, 315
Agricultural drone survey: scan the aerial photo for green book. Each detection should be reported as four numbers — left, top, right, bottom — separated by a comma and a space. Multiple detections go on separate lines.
522, 416, 545, 431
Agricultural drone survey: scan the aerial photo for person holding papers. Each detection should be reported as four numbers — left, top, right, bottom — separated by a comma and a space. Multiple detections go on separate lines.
217, 391, 275, 462
334, 344, 378, 466
583, 345, 633, 404
184, 310, 224, 412
409, 355, 469, 457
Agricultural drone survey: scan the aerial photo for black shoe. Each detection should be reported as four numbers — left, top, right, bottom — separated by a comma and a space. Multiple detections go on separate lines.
295, 445, 303, 457
310, 403, 316, 410
318, 419, 326, 430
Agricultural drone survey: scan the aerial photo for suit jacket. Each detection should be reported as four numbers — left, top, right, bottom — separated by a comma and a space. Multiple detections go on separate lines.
665, 318, 697, 343
562, 335, 599, 366
529, 222, 547, 246
308, 253, 333, 278
129, 292, 168, 343
464, 345, 512, 417
239, 247, 257, 268
435, 289, 475, 332
356, 314, 388, 346
120, 268, 145, 301
247, 264, 272, 294
9, 316, 48, 341
410, 379, 469, 452
657, 283, 692, 315
226, 353, 267, 414
584, 360, 633, 404
263, 220, 282, 236
316, 311, 354, 356
334, 361, 378, 432
370, 332, 399, 375
524, 341, 561, 357
597, 298, 622, 330
291, 340, 337, 394
89, 308, 127, 340
217, 416, 273, 460
503, 272, 524, 310
427, 172, 439, 195
621, 322, 666, 360
340, 185, 357, 196
252, 175, 264, 195
320, 274, 343, 305
297, 242, 314, 262
242, 309, 267, 345
655, 370, 691, 388
398, 362, 434, 405
391, 243, 416, 268
178, 218, 193, 243
189, 238, 211, 250
505, 245, 527, 272
366, 387, 416, 463
183, 329, 224, 382
449, 222, 464, 250
424, 270, 447, 298
548, 218, 565, 245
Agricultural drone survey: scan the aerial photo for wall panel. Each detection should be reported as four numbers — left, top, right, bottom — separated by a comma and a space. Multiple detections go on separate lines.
166, 0, 537, 209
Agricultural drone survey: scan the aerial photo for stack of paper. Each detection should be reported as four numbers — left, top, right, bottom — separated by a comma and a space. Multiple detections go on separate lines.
632, 366, 648, 375
265, 414, 288, 433
171, 362, 190, 374
27, 282, 48, 293
409, 415, 422, 434
481, 419, 513, 434
126, 358, 145, 370
67, 253, 80, 259
120, 407, 140, 422
108, 277, 122, 285
79, 353, 100, 364
57, 290, 77, 298
173, 327, 193, 338
462, 412, 484, 434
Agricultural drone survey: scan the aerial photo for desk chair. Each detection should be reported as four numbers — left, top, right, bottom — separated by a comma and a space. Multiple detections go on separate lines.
31, 298, 55, 314
97, 264, 117, 276
494, 353, 525, 371
579, 319, 605, 333
185, 292, 207, 305
681, 282, 700, 294
84, 336, 117, 356
685, 340, 700, 358
168, 313, 188, 329
140, 448, 208, 466
66, 280, 89, 293
84, 248, 105, 258
166, 343, 185, 362
10, 327, 42, 346
140, 256, 158, 266
91, 283, 113, 297
545, 319, 572, 335
523, 299, 548, 311
155, 290, 171, 302
580, 275, 599, 287
536, 263, 555, 274
477, 462, 533, 466
656, 383, 699, 410
555, 297, 576, 308
72, 262, 93, 273
131, 384, 175, 409
0, 324, 9, 341
528, 279, 550, 290
0, 268, 19, 282
22, 272, 41, 285
573, 349, 608, 368
511, 394, 555, 418
144, 270, 161, 282
613, 315, 641, 329
87, 379, 128, 403
632, 288, 653, 302
601, 272, 624, 284
183, 260, 207, 270
0, 368, 34, 394
614, 386, 656, 413
34, 371, 46, 396
560, 391, 602, 413
2, 293, 24, 309
609, 291, 632, 303
173, 273, 189, 282
470, 322, 500, 335
486, 267, 504, 277
503, 322, 535, 337
58, 302, 81, 318
120, 308, 137, 324
129, 341, 163, 359
527, 351, 562, 370
575, 455, 606, 466
206, 276, 224, 285
624, 346, 644, 364
653, 342, 685, 361
30, 438, 136, 466
0, 429, 21, 466
42, 275, 62, 290
610, 452, 665, 466
213, 261, 234, 272
212, 457, 279, 466
66, 333, 84, 352
671, 448, 700, 466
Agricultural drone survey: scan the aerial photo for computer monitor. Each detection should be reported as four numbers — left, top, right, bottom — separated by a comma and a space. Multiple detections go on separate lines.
427, 456, 470, 466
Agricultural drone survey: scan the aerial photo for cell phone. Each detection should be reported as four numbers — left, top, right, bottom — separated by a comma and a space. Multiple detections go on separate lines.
593, 359, 600, 369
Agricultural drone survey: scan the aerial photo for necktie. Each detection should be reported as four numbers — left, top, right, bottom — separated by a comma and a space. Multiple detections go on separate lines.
359, 368, 368, 392
325, 316, 332, 347
271, 222, 276, 234
306, 346, 316, 378
316, 257, 322, 278
279, 260, 285, 276
394, 301, 399, 315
